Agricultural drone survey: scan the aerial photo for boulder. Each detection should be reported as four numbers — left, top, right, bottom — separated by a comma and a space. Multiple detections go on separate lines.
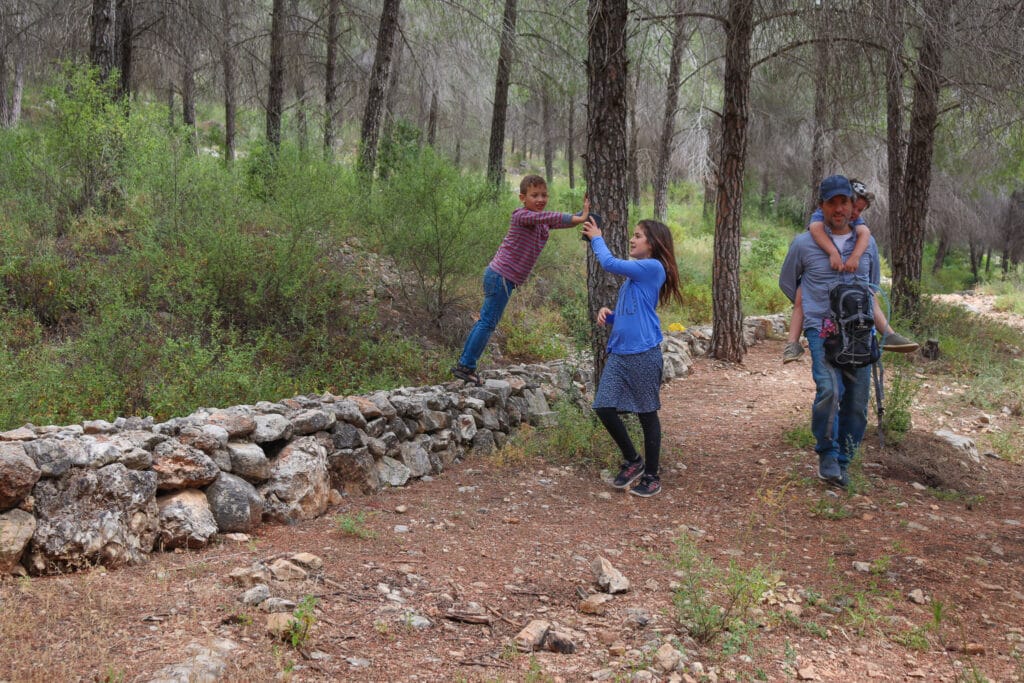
258, 437, 330, 523
152, 440, 220, 491
0, 443, 40, 510
205, 473, 263, 533
0, 508, 36, 573
26, 463, 159, 573
226, 442, 271, 482
156, 489, 218, 550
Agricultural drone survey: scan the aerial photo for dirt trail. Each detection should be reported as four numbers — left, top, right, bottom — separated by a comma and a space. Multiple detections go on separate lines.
3, 317, 1024, 682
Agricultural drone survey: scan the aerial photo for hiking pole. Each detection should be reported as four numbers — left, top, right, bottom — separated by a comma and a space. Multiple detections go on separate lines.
873, 356, 885, 449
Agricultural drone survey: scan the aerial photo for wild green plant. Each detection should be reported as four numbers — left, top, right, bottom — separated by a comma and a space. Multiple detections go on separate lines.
881, 368, 920, 445
808, 498, 851, 520
782, 425, 815, 449
287, 595, 318, 648
369, 148, 511, 324
671, 535, 775, 646
985, 427, 1024, 464
334, 512, 375, 539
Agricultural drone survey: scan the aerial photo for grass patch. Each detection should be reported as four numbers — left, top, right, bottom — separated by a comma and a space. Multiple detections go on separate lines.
334, 512, 376, 539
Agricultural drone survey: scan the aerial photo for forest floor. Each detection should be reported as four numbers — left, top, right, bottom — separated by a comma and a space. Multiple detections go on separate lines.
2, 294, 1023, 683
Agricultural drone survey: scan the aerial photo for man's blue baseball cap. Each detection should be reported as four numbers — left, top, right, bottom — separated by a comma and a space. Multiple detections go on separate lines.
818, 175, 853, 202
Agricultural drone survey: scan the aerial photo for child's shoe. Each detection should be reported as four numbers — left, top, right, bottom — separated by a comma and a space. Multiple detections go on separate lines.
451, 364, 483, 386
881, 331, 919, 353
782, 342, 805, 363
628, 474, 661, 498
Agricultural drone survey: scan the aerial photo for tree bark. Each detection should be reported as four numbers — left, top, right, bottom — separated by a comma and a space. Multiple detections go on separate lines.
220, 0, 236, 163
289, 0, 308, 153
427, 90, 438, 145
710, 0, 753, 363
266, 0, 286, 149
358, 0, 401, 176
627, 84, 640, 206
891, 0, 951, 320
932, 230, 948, 274
885, 0, 906, 267
585, 0, 629, 387
323, 0, 341, 156
808, 7, 829, 215
90, 0, 117, 84
542, 80, 553, 184
115, 0, 133, 100
653, 1, 687, 222
486, 0, 518, 188
567, 102, 575, 189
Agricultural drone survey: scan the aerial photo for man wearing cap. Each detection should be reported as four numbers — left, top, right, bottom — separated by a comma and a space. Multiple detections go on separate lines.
779, 175, 881, 488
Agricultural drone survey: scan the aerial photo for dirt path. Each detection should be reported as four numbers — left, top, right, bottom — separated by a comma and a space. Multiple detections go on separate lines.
3, 335, 1024, 682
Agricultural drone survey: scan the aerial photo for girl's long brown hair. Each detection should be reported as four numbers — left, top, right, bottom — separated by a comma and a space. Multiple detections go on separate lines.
637, 219, 684, 308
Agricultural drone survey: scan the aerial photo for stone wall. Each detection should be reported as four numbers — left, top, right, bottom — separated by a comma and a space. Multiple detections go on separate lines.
0, 317, 784, 575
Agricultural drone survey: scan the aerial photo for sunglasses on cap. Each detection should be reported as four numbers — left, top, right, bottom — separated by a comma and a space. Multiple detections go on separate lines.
851, 181, 868, 197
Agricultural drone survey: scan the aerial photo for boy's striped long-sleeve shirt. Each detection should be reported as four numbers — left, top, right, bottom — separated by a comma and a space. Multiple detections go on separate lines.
488, 208, 574, 285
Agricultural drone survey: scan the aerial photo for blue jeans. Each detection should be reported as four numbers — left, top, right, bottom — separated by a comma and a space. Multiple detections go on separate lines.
805, 328, 871, 467
458, 267, 516, 370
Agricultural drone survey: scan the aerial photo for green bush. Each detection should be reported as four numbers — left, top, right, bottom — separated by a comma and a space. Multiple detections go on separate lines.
370, 148, 511, 322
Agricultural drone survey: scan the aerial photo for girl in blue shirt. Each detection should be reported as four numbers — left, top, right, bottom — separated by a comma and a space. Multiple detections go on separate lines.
581, 218, 684, 497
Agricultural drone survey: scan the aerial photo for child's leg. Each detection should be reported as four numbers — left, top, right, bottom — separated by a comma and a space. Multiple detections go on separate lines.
872, 298, 892, 335
458, 267, 515, 370
637, 411, 661, 477
788, 287, 805, 343
595, 407, 640, 463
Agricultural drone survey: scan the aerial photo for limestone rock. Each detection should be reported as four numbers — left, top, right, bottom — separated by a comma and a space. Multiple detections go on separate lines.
0, 508, 36, 573
205, 472, 263, 533
258, 437, 330, 523
0, 442, 40, 510
593, 556, 630, 594
156, 489, 218, 550
27, 463, 159, 573
226, 441, 270, 482
152, 440, 219, 491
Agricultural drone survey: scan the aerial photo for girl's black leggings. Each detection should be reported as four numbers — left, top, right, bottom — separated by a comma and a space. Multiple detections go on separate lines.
594, 407, 661, 477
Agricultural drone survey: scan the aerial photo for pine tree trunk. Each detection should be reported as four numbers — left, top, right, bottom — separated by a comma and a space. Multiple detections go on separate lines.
220, 0, 237, 163
115, 0, 132, 100
358, 0, 401, 175
808, 5, 829, 215
542, 80, 553, 185
289, 0, 308, 153
710, 0, 753, 363
585, 0, 629, 387
627, 83, 640, 206
427, 90, 438, 146
932, 231, 949, 274
266, 0, 286, 149
653, 0, 687, 222
89, 0, 117, 84
892, 0, 950, 320
486, 0, 518, 188
567, 103, 575, 189
885, 0, 906, 277
323, 0, 341, 156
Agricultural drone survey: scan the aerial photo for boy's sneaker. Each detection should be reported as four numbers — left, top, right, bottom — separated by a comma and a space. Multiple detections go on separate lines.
629, 474, 661, 498
612, 459, 644, 489
782, 342, 805, 363
817, 454, 843, 486
451, 364, 483, 386
882, 332, 919, 353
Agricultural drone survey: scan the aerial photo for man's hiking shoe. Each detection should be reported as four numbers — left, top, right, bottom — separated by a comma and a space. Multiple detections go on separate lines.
882, 331, 919, 353
629, 474, 662, 498
782, 342, 805, 363
817, 454, 843, 487
837, 466, 850, 489
612, 459, 644, 489
451, 364, 482, 386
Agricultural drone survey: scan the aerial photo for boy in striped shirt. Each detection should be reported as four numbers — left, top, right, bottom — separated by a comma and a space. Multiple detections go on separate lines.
452, 175, 590, 385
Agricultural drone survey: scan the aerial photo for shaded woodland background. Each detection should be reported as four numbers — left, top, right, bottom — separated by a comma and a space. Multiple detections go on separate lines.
1, 0, 1024, 427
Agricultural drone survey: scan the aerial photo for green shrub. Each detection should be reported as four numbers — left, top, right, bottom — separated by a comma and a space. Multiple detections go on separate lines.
370, 148, 511, 322
881, 368, 919, 445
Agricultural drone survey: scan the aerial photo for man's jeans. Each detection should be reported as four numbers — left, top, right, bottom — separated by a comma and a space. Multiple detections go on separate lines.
458, 267, 516, 370
805, 328, 871, 467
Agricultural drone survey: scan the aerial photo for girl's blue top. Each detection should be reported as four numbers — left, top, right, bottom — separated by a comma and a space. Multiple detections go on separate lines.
590, 236, 665, 355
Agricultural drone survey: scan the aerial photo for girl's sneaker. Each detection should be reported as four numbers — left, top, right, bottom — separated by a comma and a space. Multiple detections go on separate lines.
782, 342, 805, 363
612, 459, 644, 489
451, 364, 483, 386
629, 474, 661, 497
